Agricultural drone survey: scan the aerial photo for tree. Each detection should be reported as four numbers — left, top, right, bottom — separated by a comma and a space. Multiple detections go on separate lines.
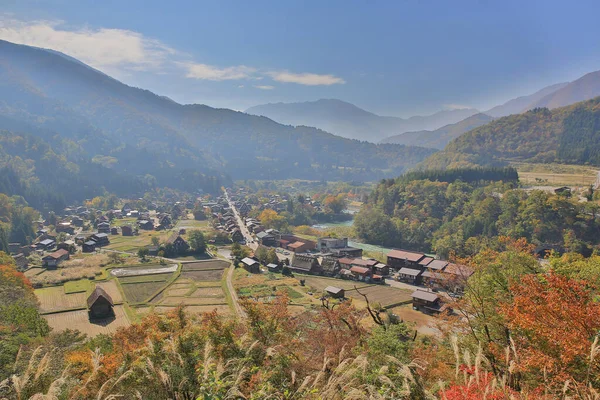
255, 246, 268, 264
137, 247, 149, 260
231, 242, 249, 261
259, 209, 286, 230
449, 238, 540, 377
151, 236, 160, 247
324, 193, 347, 214
501, 271, 600, 389
266, 248, 278, 265
0, 224, 8, 253
188, 230, 206, 254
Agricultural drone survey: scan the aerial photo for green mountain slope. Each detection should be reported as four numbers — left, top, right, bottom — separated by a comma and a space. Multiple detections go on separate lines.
0, 40, 436, 184
419, 97, 600, 169
379, 113, 494, 149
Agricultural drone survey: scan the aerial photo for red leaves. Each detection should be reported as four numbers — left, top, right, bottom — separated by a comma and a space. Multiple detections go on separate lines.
501, 271, 600, 384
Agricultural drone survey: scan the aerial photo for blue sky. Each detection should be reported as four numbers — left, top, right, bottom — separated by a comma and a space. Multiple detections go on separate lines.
2, 0, 600, 116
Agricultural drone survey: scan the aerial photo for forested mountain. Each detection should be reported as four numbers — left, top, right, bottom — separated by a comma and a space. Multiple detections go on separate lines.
0, 40, 436, 208
246, 99, 479, 142
485, 82, 568, 117
379, 113, 493, 149
419, 96, 600, 170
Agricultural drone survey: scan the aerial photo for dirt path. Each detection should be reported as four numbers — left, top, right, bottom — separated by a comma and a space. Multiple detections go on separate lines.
226, 263, 246, 319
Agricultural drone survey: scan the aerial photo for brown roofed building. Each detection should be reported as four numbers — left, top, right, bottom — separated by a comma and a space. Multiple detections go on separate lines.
167, 232, 189, 254
387, 249, 425, 270
411, 290, 440, 313
87, 287, 114, 319
42, 249, 70, 269
320, 256, 340, 276
349, 265, 371, 281
291, 254, 321, 274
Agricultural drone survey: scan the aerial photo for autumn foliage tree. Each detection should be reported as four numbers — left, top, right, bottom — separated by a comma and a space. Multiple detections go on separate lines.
501, 271, 600, 391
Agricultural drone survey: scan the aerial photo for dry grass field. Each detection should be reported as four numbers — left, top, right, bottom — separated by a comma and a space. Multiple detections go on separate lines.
514, 162, 598, 187
180, 269, 224, 281
121, 281, 168, 303
95, 280, 123, 303
105, 230, 171, 252
302, 276, 373, 292
35, 286, 88, 313
387, 304, 442, 336
44, 305, 130, 336
29, 254, 111, 287
344, 285, 412, 307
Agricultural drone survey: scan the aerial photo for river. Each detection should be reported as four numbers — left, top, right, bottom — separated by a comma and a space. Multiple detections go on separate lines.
311, 214, 394, 256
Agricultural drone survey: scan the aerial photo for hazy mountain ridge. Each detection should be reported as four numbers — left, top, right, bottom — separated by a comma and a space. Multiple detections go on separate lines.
529, 71, 600, 109
0, 39, 436, 192
484, 82, 569, 117
246, 99, 479, 142
379, 113, 494, 149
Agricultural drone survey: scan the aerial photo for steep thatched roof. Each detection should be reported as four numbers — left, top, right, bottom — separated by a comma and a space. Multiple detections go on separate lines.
87, 286, 114, 308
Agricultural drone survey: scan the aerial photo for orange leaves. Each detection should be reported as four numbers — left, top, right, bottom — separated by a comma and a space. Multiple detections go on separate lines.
0, 264, 32, 290
500, 271, 600, 384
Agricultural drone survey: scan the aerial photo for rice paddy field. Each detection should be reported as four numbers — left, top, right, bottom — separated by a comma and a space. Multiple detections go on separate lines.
44, 305, 130, 336
35, 286, 88, 313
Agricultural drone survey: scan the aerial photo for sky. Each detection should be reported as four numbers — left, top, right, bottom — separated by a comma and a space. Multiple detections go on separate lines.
2, 0, 600, 117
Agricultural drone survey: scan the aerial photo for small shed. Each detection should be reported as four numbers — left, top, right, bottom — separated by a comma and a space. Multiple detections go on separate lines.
325, 286, 345, 299
411, 290, 440, 313
241, 257, 260, 273
267, 263, 281, 273
87, 287, 114, 319
82, 240, 97, 253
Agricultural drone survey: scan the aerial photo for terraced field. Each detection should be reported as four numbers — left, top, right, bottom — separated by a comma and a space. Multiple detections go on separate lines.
35, 286, 88, 313
44, 305, 130, 336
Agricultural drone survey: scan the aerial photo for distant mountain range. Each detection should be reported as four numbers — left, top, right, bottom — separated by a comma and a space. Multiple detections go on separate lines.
379, 113, 494, 149
0, 39, 436, 209
418, 96, 600, 170
248, 69, 600, 149
246, 99, 479, 142
484, 82, 570, 117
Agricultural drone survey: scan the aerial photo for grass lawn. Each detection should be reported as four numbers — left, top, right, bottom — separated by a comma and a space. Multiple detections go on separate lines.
176, 219, 211, 230
64, 279, 93, 294
105, 230, 171, 252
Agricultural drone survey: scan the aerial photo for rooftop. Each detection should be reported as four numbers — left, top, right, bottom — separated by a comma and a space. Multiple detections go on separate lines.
411, 290, 439, 302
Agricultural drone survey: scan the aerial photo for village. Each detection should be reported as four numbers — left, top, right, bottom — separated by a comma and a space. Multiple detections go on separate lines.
3, 185, 475, 338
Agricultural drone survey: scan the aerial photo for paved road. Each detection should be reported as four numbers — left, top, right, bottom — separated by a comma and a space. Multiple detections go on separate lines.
223, 189, 258, 251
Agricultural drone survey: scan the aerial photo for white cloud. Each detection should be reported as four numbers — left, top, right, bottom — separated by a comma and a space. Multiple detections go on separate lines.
0, 18, 175, 74
238, 85, 245, 88
0, 16, 346, 87
179, 62, 257, 81
268, 71, 345, 86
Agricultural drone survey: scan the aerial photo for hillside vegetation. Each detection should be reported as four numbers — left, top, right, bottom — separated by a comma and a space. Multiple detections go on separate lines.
0, 40, 435, 195
420, 97, 600, 169
354, 169, 600, 257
